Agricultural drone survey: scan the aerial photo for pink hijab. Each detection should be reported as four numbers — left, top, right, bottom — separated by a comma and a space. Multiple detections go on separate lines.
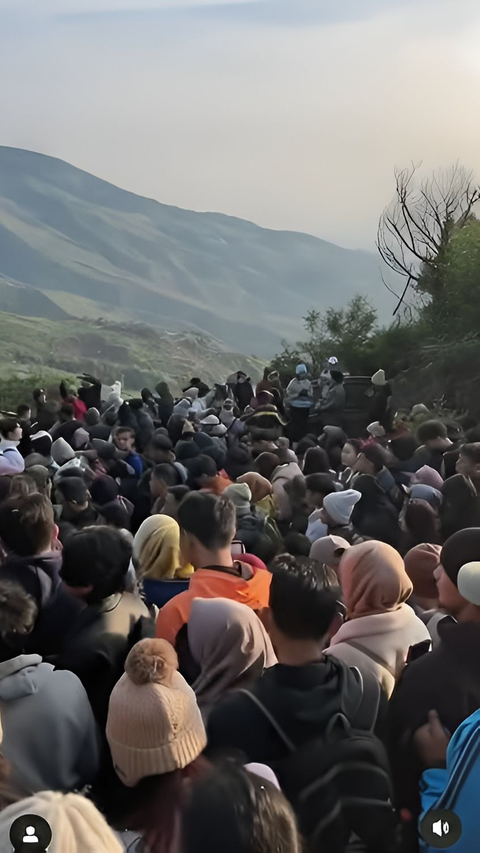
339, 540, 413, 619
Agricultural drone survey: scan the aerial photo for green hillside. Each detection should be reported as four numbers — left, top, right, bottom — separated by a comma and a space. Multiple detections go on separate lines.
0, 147, 394, 356
0, 311, 262, 410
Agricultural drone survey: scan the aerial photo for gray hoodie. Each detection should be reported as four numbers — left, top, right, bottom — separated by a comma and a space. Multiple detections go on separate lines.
0, 654, 100, 794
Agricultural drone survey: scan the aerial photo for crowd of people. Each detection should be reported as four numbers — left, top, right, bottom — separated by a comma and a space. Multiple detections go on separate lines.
0, 363, 479, 852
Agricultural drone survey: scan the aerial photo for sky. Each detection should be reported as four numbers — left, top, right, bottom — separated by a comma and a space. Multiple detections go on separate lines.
2, 0, 480, 250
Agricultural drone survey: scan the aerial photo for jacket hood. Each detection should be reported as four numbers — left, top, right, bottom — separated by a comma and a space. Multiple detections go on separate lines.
272, 462, 303, 483
0, 552, 62, 607
0, 655, 55, 701
190, 564, 271, 611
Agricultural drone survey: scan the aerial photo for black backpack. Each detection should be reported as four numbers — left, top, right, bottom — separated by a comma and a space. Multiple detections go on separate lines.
238, 669, 398, 853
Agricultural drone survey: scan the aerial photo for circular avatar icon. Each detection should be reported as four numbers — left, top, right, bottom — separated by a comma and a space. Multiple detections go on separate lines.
419, 808, 462, 849
9, 814, 52, 852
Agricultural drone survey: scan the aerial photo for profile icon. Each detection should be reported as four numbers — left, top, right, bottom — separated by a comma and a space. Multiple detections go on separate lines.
9, 814, 52, 852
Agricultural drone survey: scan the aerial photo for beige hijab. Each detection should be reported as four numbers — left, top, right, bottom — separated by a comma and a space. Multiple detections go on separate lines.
133, 515, 193, 580
189, 598, 276, 717
237, 472, 273, 504
339, 540, 412, 619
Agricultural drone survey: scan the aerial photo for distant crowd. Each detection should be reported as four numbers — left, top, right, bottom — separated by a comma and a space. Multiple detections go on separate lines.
0, 363, 480, 852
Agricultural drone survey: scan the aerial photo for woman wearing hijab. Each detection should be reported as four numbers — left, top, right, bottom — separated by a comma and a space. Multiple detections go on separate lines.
133, 515, 193, 580
350, 474, 402, 549
404, 542, 445, 645
155, 381, 174, 427
185, 598, 276, 718
324, 541, 430, 697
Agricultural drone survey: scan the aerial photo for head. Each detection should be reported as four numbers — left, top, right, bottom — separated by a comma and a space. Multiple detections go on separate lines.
162, 485, 191, 521
178, 493, 236, 568
389, 435, 418, 464
405, 499, 441, 546
25, 465, 51, 498
417, 419, 452, 451
235, 528, 278, 565
99, 501, 131, 533
237, 472, 272, 504
61, 526, 132, 604
440, 474, 480, 538
404, 543, 442, 608
338, 541, 412, 619
352, 443, 387, 476
8, 474, 37, 500
182, 762, 300, 853
456, 443, 480, 480
202, 443, 226, 472
0, 580, 38, 661
30, 430, 53, 459
0, 419, 22, 444
0, 494, 54, 557
320, 489, 361, 528
186, 455, 218, 490
0, 792, 123, 853
253, 452, 281, 481
55, 477, 89, 519
16, 404, 31, 421
133, 515, 189, 580
282, 531, 312, 557
330, 370, 344, 385
436, 529, 480, 620
295, 364, 308, 377
302, 447, 330, 476
309, 535, 350, 569
33, 388, 46, 405
106, 638, 206, 786
59, 403, 74, 423
89, 475, 119, 507
266, 557, 342, 663
114, 426, 136, 453
304, 473, 336, 511
414, 465, 444, 490
85, 407, 101, 426
341, 439, 362, 468
223, 483, 253, 521
224, 445, 254, 481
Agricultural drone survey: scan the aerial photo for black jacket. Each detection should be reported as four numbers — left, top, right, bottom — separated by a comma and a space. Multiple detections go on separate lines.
388, 618, 480, 815
56, 592, 155, 725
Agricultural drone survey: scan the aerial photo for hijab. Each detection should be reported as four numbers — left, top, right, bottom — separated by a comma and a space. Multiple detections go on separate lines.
189, 598, 276, 717
404, 543, 442, 600
309, 535, 350, 568
133, 515, 193, 580
339, 540, 412, 619
237, 472, 273, 504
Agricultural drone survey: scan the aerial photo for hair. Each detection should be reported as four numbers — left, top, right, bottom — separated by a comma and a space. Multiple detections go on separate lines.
389, 435, 418, 462
182, 762, 301, 853
16, 404, 30, 419
269, 557, 339, 640
100, 502, 132, 532
0, 494, 54, 556
295, 437, 317, 459
55, 477, 89, 505
22, 465, 50, 496
0, 419, 19, 438
224, 446, 255, 481
0, 580, 38, 640
305, 473, 336, 498
282, 531, 312, 557
186, 455, 218, 489
417, 419, 448, 443
167, 485, 191, 504
460, 443, 480, 464
152, 463, 181, 488
60, 403, 74, 420
178, 493, 236, 549
235, 529, 278, 565
343, 438, 363, 454
405, 500, 441, 546
202, 444, 226, 472
440, 474, 480, 539
60, 526, 132, 603
89, 475, 120, 506
465, 426, 480, 443
361, 443, 388, 473
9, 474, 37, 499
330, 370, 344, 384
303, 447, 330, 475
115, 425, 135, 438
30, 433, 53, 458
253, 452, 281, 481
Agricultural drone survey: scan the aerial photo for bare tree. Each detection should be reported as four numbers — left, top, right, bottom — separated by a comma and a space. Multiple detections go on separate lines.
377, 163, 480, 314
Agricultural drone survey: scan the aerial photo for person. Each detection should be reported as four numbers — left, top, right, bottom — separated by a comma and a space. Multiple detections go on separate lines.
0, 419, 24, 476
284, 364, 313, 443
207, 557, 397, 853
25, 464, 51, 498
414, 464, 444, 490
339, 438, 362, 487
0, 791, 124, 853
113, 426, 143, 476
350, 474, 402, 549
161, 485, 191, 521
404, 543, 444, 644
223, 445, 255, 481
440, 473, 480, 538
55, 476, 98, 543
9, 473, 37, 498
319, 488, 361, 542
60, 379, 88, 421
388, 527, 480, 818
16, 403, 31, 423
368, 369, 394, 432
324, 541, 431, 697
76, 372, 102, 411
315, 369, 346, 428
456, 442, 480, 492
50, 404, 84, 445
133, 515, 193, 580
309, 534, 350, 570
270, 455, 303, 523
184, 597, 276, 718
237, 471, 275, 516
404, 498, 442, 548
155, 493, 271, 647
352, 443, 399, 499
57, 526, 154, 724
302, 446, 331, 475
182, 762, 301, 853
413, 419, 452, 473
233, 371, 254, 413
155, 381, 175, 427
0, 579, 100, 795
104, 638, 207, 852
304, 473, 336, 543
187, 455, 231, 495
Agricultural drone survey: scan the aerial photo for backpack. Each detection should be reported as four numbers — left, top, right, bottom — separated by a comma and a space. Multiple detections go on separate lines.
239, 669, 397, 853
419, 708, 480, 853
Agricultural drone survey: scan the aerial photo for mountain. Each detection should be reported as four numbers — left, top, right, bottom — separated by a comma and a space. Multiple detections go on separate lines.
0, 146, 393, 355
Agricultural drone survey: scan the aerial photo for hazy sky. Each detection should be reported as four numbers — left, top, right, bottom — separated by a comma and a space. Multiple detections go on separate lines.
2, 0, 480, 249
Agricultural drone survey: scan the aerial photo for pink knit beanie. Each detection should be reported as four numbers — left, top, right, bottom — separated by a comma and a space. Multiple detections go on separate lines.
106, 639, 207, 787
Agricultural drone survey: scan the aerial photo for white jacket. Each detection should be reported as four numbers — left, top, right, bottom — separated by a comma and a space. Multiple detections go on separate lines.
0, 439, 24, 476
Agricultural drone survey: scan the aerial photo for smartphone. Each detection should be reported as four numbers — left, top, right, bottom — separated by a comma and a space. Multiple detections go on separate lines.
231, 540, 246, 556
406, 639, 432, 664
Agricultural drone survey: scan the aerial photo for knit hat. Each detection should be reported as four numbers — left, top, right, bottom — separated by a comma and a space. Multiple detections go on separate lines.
223, 483, 252, 518
175, 440, 200, 461
106, 639, 207, 787
371, 369, 386, 387
72, 427, 90, 450
51, 437, 75, 465
442, 530, 480, 606
367, 421, 386, 438
404, 543, 442, 599
323, 489, 361, 526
